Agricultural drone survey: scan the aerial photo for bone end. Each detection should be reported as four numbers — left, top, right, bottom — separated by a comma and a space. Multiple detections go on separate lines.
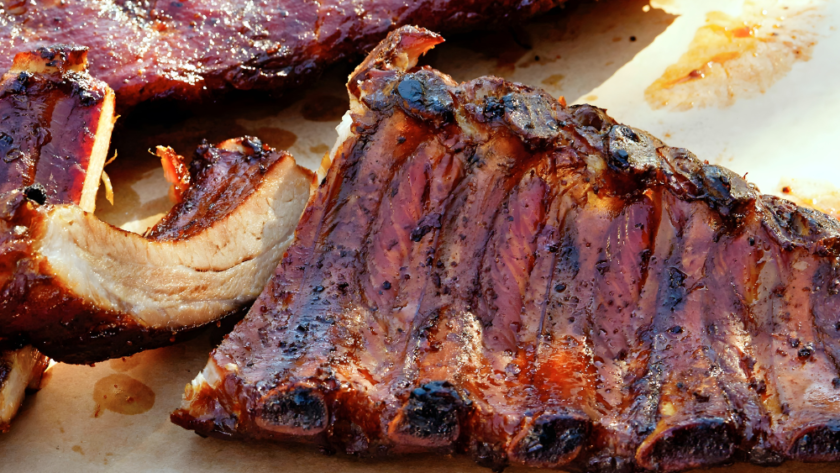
507, 412, 591, 468
636, 418, 735, 471
388, 381, 464, 448
256, 385, 328, 436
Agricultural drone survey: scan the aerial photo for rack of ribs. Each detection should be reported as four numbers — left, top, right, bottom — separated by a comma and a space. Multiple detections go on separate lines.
0, 0, 566, 109
0, 48, 316, 365
173, 26, 840, 472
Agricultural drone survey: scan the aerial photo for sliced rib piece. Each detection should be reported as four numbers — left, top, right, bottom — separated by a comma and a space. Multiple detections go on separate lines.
0, 45, 115, 429
0, 344, 48, 433
0, 136, 315, 364
0, 0, 566, 108
173, 26, 840, 472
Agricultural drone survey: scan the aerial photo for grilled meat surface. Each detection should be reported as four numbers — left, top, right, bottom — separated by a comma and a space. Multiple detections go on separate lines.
0, 136, 314, 364
0, 45, 114, 430
0, 0, 566, 109
173, 27, 840, 472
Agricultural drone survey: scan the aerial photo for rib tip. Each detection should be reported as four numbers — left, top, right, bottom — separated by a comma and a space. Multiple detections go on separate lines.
388, 380, 465, 447
635, 417, 735, 472
255, 385, 328, 435
507, 411, 591, 468
788, 422, 840, 462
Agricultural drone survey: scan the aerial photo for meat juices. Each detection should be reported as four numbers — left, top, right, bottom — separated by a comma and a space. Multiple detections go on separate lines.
173, 27, 840, 472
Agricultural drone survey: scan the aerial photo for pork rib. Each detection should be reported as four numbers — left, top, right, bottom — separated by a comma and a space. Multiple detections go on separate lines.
0, 0, 565, 109
173, 27, 840, 472
0, 136, 315, 364
0, 45, 115, 430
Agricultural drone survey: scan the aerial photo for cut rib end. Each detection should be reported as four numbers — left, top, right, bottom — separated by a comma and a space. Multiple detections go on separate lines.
507, 412, 591, 468
789, 422, 840, 462
388, 381, 464, 448
636, 418, 735, 472
255, 385, 328, 436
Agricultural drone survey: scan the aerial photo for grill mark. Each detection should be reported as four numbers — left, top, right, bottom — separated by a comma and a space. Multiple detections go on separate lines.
701, 222, 772, 462
585, 194, 657, 470
464, 166, 555, 465
766, 247, 840, 461
635, 200, 736, 471
388, 133, 538, 448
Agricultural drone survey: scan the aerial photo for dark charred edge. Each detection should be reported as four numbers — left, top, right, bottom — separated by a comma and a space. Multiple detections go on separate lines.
761, 195, 840, 254
256, 386, 329, 435
32, 45, 88, 72
2, 56, 107, 108
170, 410, 245, 441
788, 422, 840, 462
29, 307, 247, 364
347, 26, 444, 100
507, 412, 592, 469
358, 28, 840, 258
390, 381, 466, 447
636, 418, 736, 472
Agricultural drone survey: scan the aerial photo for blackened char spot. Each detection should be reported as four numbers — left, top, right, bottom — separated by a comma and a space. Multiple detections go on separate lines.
511, 413, 591, 467
259, 387, 327, 432
410, 213, 442, 242
23, 184, 47, 205
639, 419, 734, 470
399, 381, 464, 443
483, 95, 505, 120
789, 423, 840, 461
395, 71, 453, 124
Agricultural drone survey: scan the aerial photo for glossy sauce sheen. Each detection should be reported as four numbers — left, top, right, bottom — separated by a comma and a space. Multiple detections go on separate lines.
0, 0, 565, 108
173, 27, 840, 472
0, 47, 110, 204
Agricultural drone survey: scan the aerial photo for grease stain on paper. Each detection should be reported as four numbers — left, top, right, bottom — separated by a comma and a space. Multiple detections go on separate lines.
301, 95, 348, 122
255, 127, 297, 151
646, 1, 822, 110
93, 374, 155, 416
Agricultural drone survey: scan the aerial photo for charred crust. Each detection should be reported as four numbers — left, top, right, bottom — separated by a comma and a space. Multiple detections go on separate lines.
257, 386, 328, 434
636, 418, 735, 471
34, 45, 88, 72
22, 184, 47, 206
500, 90, 560, 143
788, 423, 840, 461
145, 138, 292, 241
508, 412, 591, 468
393, 381, 465, 445
394, 71, 454, 126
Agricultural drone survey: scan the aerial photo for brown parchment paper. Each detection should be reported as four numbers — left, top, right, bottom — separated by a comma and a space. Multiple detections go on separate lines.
2, 0, 840, 471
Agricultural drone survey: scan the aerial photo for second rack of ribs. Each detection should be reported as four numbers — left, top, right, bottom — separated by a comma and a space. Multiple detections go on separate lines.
173, 27, 840, 473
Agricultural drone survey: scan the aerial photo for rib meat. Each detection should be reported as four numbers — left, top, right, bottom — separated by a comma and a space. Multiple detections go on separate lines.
0, 45, 114, 430
173, 27, 840, 472
0, 136, 315, 364
0, 0, 566, 109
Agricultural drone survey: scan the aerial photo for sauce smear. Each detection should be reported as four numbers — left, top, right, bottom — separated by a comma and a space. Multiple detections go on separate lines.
646, 1, 821, 110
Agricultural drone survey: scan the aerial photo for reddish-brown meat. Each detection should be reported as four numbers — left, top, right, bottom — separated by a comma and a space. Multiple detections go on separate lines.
0, 45, 115, 430
173, 27, 840, 472
0, 0, 566, 109
0, 136, 314, 364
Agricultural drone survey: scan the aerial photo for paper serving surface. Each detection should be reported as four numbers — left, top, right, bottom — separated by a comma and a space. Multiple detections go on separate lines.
3, 0, 840, 471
